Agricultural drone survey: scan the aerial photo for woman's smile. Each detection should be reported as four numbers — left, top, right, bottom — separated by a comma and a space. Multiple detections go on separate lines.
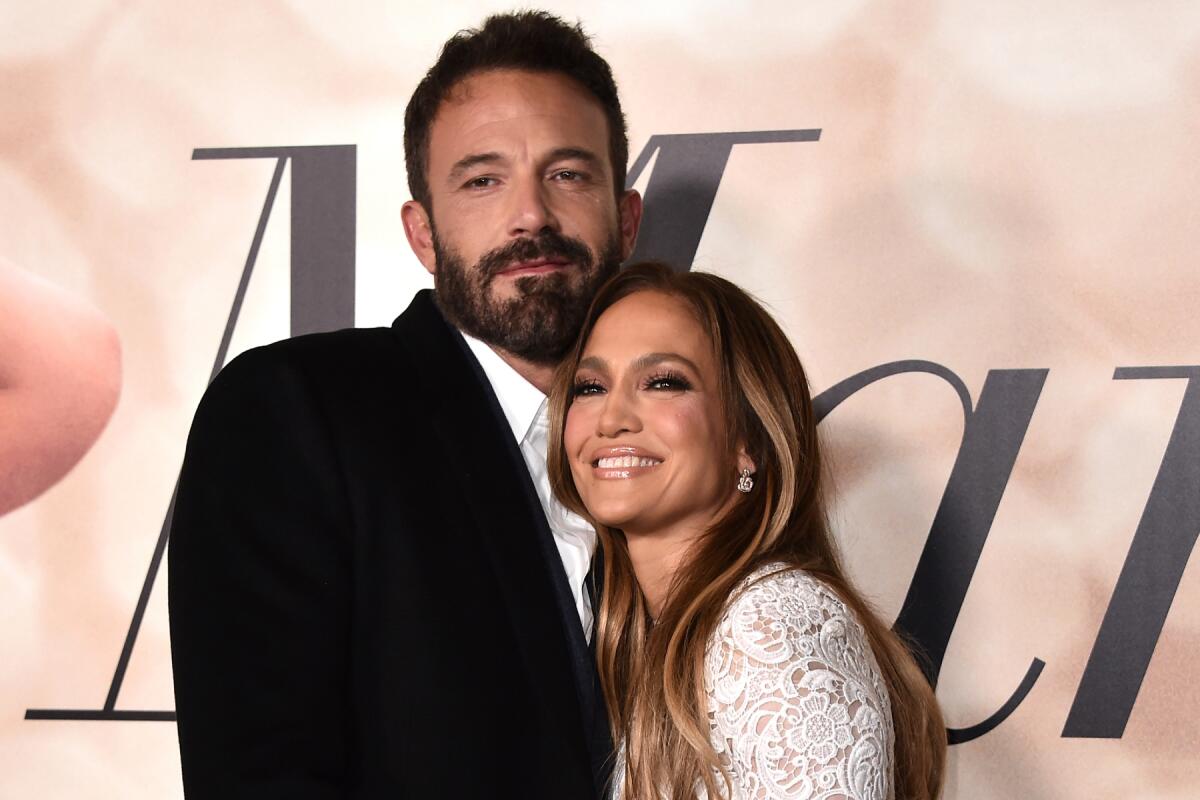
590, 446, 665, 477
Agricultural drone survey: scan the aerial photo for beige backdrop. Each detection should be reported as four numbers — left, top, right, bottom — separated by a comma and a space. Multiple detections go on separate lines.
2, 1, 1199, 797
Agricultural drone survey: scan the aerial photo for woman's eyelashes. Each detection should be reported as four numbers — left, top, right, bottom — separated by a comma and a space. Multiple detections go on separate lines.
572, 377, 606, 398
571, 368, 694, 401
643, 370, 692, 392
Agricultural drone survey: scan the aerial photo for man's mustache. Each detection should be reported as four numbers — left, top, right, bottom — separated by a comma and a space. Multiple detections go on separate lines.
478, 232, 594, 279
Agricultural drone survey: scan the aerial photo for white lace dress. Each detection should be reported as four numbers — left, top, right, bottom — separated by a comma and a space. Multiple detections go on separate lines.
612, 564, 894, 799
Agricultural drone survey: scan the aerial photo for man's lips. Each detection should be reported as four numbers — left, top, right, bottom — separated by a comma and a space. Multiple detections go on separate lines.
495, 257, 572, 277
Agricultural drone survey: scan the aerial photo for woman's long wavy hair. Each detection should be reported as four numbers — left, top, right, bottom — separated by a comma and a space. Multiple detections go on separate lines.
548, 262, 946, 799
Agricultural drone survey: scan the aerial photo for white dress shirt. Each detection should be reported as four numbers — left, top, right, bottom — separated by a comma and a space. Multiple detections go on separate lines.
460, 332, 597, 641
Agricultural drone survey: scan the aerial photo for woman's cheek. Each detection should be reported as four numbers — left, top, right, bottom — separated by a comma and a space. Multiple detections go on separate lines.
666, 400, 710, 442
563, 406, 590, 479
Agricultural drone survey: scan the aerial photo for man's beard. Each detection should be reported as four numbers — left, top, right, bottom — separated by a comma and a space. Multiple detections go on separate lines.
432, 228, 622, 365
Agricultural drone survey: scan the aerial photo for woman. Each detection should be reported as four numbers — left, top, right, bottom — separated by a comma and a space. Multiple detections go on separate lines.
548, 262, 945, 799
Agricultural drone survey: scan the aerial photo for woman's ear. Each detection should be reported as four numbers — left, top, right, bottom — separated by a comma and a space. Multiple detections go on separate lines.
736, 446, 756, 476
734, 446, 757, 494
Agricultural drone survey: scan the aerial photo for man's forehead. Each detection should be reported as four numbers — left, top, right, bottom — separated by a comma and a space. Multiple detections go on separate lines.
426, 69, 610, 168
443, 67, 590, 104
433, 69, 605, 132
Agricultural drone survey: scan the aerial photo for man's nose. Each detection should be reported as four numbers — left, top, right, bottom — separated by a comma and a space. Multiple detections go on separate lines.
597, 388, 641, 437
507, 175, 560, 237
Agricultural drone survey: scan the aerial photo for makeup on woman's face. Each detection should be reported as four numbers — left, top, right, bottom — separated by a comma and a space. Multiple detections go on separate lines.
564, 290, 736, 540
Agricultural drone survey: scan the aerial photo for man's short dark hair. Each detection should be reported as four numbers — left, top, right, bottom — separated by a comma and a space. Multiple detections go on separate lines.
403, 11, 628, 211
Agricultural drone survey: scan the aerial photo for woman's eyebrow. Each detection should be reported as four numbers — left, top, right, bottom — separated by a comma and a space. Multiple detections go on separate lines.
630, 352, 700, 374
577, 355, 609, 374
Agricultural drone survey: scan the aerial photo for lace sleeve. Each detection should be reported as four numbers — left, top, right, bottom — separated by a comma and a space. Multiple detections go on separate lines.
705, 567, 894, 800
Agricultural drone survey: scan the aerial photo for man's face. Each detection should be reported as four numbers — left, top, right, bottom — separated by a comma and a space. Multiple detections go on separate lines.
403, 68, 640, 365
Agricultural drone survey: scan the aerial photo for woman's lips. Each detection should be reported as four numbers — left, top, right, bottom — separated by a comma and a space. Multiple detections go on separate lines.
589, 447, 664, 479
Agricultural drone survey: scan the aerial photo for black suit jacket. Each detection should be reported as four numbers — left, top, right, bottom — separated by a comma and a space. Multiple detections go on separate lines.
168, 290, 609, 798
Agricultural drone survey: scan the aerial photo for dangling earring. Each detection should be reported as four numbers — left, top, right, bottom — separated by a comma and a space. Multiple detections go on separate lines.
736, 468, 754, 493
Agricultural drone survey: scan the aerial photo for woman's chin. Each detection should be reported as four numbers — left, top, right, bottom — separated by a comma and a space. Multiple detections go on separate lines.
584, 499, 647, 533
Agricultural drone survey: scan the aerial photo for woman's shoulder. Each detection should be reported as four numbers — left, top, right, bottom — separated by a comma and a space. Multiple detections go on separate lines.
705, 576, 895, 798
709, 562, 878, 670
724, 562, 854, 625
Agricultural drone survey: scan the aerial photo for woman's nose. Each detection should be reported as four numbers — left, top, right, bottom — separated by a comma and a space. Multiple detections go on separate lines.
596, 389, 640, 437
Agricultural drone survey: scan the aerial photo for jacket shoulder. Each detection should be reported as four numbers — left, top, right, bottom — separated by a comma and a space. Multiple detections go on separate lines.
210, 290, 449, 392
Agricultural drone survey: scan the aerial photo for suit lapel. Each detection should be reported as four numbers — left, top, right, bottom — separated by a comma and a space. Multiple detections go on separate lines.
391, 292, 593, 779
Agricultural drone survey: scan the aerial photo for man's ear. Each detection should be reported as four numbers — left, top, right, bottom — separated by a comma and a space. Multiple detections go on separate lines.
401, 200, 437, 275
618, 189, 643, 261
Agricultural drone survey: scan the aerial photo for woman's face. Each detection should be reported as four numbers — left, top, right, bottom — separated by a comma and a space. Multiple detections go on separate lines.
564, 290, 742, 539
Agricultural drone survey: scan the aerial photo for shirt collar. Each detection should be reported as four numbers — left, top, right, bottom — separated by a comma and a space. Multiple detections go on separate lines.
459, 331, 546, 443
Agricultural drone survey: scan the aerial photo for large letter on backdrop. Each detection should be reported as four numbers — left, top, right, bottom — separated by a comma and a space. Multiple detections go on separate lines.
625, 130, 820, 268
24, 145, 356, 722
814, 361, 1049, 743
1063, 366, 1200, 738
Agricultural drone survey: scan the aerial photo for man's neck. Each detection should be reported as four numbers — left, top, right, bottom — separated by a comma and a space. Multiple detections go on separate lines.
489, 344, 556, 394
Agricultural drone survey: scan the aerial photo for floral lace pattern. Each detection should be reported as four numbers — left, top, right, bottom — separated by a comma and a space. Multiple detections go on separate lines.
705, 564, 894, 799
612, 565, 894, 799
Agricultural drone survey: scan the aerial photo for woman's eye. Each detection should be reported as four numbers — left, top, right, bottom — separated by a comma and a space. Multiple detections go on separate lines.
572, 379, 605, 397
645, 372, 692, 391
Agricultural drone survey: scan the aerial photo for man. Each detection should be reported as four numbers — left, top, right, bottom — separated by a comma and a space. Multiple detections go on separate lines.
168, 11, 642, 799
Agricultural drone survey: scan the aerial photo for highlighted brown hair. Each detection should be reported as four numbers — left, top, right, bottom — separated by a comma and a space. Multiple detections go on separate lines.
548, 262, 946, 799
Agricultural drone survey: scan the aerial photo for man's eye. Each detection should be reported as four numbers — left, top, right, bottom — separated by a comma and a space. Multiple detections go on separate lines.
552, 169, 583, 181
464, 176, 497, 189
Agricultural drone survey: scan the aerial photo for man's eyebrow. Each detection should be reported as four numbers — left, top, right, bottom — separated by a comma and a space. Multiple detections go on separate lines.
546, 147, 604, 171
448, 152, 503, 180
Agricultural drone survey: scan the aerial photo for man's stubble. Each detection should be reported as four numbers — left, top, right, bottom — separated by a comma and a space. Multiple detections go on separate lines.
432, 227, 622, 365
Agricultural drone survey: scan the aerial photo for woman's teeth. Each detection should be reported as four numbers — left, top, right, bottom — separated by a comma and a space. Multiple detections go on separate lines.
596, 456, 661, 468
